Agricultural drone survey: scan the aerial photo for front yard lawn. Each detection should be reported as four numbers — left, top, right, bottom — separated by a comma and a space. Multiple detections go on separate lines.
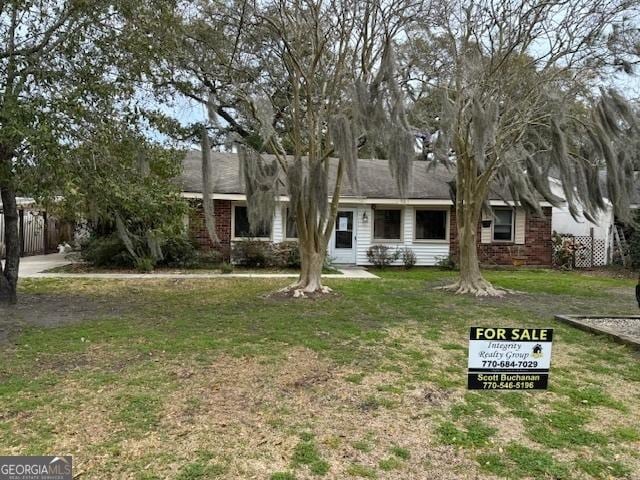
1, 269, 639, 479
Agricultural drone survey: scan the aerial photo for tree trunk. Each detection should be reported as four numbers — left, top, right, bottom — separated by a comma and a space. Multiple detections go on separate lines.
291, 244, 329, 296
0, 183, 20, 304
439, 146, 505, 297
443, 203, 505, 297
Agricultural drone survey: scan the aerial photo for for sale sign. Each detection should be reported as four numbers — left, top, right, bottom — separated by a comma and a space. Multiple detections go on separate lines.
467, 327, 553, 390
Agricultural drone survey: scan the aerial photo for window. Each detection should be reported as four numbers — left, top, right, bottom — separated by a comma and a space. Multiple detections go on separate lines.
493, 209, 514, 241
284, 207, 298, 239
233, 205, 271, 238
373, 208, 402, 240
415, 210, 447, 240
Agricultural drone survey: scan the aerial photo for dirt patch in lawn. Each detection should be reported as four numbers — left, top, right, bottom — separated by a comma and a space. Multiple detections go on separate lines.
44, 347, 479, 479
0, 294, 132, 344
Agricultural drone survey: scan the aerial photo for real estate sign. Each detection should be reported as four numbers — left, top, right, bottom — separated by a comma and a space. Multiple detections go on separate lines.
467, 327, 553, 390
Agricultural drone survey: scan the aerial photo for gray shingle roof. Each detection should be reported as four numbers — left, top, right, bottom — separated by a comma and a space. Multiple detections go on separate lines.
179, 150, 509, 200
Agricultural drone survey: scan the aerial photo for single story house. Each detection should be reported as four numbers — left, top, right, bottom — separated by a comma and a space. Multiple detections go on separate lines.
179, 151, 553, 266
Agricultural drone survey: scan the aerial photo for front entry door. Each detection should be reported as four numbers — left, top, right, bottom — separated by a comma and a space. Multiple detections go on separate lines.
331, 210, 356, 264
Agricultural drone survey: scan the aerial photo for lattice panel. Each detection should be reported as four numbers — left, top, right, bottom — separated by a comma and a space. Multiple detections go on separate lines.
593, 239, 606, 266
554, 234, 607, 268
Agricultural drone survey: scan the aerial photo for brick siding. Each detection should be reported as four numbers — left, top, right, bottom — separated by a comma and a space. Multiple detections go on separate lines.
449, 207, 552, 266
188, 199, 232, 255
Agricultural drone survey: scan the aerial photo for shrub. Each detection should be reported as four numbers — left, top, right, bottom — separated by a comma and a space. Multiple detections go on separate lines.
82, 232, 199, 270
81, 234, 133, 267
220, 262, 234, 274
232, 241, 304, 268
271, 241, 301, 268
627, 218, 640, 268
162, 236, 198, 268
80, 233, 201, 271
134, 256, 156, 273
435, 254, 456, 270
400, 248, 417, 269
366, 245, 400, 267
552, 231, 578, 270
197, 249, 226, 268
231, 240, 273, 267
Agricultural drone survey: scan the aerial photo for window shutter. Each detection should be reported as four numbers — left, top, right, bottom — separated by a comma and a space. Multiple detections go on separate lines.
481, 211, 492, 244
515, 208, 526, 244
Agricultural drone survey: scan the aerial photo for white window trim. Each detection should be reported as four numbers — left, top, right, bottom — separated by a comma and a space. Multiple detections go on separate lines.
492, 207, 515, 243
413, 207, 450, 243
231, 202, 272, 241
371, 206, 403, 243
282, 206, 298, 241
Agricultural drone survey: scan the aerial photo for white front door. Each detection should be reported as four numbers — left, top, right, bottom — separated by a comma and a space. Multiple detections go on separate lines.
331, 209, 357, 264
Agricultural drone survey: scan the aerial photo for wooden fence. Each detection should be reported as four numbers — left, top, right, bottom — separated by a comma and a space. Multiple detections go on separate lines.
0, 209, 73, 258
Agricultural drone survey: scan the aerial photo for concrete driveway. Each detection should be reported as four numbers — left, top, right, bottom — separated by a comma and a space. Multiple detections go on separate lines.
11, 253, 72, 277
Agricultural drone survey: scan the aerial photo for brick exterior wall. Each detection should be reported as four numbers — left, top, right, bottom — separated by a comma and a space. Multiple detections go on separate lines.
449, 207, 552, 266
188, 199, 232, 255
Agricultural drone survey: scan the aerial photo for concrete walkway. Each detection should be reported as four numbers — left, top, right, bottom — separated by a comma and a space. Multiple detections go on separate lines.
17, 253, 379, 280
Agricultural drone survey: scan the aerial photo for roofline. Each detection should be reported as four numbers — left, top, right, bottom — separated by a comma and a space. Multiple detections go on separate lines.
181, 192, 553, 207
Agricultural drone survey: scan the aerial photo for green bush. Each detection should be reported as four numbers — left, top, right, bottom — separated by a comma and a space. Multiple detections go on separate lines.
82, 232, 199, 270
81, 234, 133, 267
628, 221, 640, 268
135, 256, 156, 273
162, 236, 198, 267
220, 262, 234, 274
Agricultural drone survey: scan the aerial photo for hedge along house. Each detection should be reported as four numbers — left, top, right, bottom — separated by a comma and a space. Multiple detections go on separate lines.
180, 151, 553, 266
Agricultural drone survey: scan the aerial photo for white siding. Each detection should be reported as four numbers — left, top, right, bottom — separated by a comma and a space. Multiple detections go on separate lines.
354, 205, 450, 266
550, 179, 613, 240
514, 208, 526, 244
481, 211, 492, 244
354, 205, 373, 264
272, 204, 284, 242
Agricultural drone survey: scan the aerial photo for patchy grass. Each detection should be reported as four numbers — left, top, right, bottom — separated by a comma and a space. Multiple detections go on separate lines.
0, 268, 639, 479
346, 463, 378, 478
291, 434, 330, 476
